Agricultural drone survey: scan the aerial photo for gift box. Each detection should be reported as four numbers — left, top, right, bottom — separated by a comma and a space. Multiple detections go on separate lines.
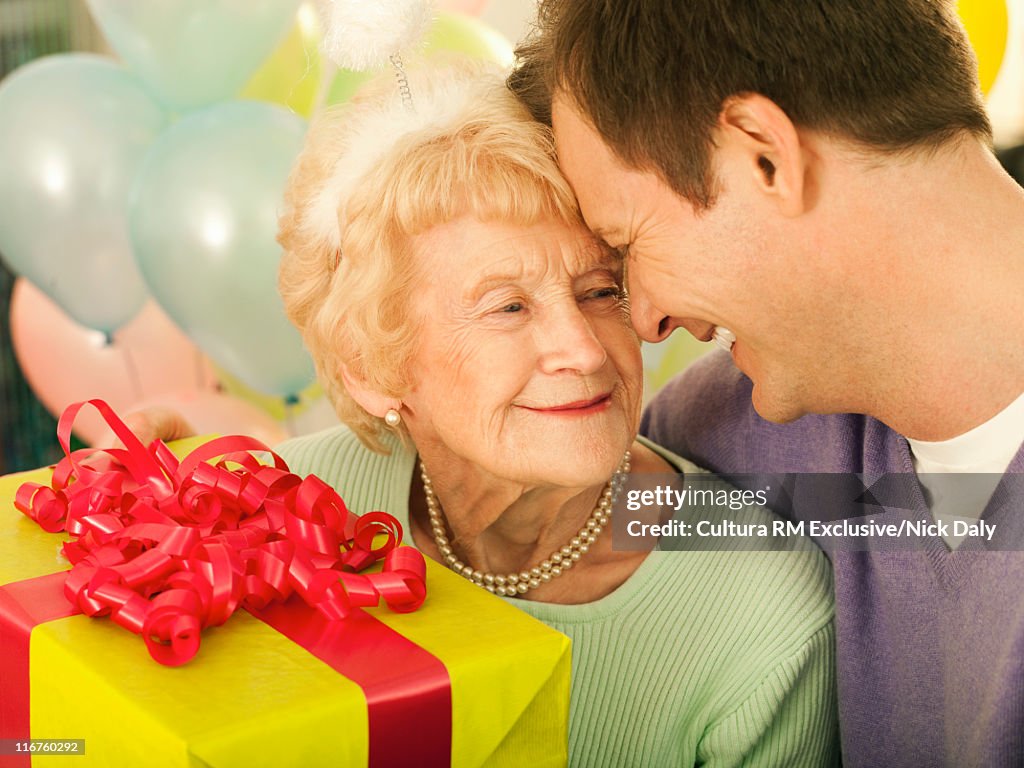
0, 431, 571, 768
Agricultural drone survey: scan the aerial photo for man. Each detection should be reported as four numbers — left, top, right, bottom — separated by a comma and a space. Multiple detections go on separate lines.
511, 1, 1024, 765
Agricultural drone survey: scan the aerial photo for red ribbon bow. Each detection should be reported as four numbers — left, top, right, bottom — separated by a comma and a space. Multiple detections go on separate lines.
13, 399, 427, 666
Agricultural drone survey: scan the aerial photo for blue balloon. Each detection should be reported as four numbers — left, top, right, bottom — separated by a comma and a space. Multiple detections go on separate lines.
130, 100, 315, 397
85, 0, 300, 112
0, 54, 165, 334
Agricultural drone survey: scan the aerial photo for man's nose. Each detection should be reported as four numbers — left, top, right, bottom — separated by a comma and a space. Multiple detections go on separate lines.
628, 289, 672, 343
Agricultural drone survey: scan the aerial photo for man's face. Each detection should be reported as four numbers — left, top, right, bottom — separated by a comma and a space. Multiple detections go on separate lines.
550, 93, 832, 423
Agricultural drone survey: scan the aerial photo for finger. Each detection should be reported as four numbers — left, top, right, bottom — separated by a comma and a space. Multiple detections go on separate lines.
92, 407, 198, 450
123, 407, 197, 446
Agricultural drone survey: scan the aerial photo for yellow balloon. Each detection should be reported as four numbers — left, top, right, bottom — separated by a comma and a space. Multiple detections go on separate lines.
325, 11, 513, 108
642, 334, 711, 400
425, 11, 514, 67
239, 2, 322, 117
325, 68, 375, 108
957, 0, 1009, 94
214, 363, 324, 421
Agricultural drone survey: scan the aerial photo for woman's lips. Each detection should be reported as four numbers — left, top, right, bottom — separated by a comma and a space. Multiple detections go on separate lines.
522, 393, 613, 415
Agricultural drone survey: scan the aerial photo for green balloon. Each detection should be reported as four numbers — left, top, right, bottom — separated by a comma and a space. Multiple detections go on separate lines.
0, 54, 165, 333
130, 101, 315, 396
85, 0, 300, 112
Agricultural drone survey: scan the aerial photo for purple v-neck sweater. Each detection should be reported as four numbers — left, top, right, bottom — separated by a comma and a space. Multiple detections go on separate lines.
641, 350, 1024, 768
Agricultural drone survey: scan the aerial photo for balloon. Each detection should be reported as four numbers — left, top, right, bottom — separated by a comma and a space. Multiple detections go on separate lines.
84, 0, 300, 112
641, 333, 712, 404
125, 391, 289, 448
285, 392, 341, 436
957, 0, 1008, 95
130, 100, 316, 398
426, 11, 514, 66
0, 54, 164, 333
324, 67, 375, 109
240, 2, 323, 117
214, 364, 325, 421
325, 11, 513, 106
10, 279, 217, 445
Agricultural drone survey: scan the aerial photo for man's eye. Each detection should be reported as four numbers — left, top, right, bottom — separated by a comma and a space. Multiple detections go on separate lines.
586, 287, 622, 300
500, 302, 524, 313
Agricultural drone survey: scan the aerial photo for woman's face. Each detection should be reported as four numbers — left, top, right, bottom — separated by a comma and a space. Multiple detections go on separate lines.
400, 216, 643, 490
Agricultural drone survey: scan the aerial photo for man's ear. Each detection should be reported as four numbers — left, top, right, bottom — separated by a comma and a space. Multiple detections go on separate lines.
717, 93, 808, 217
339, 364, 400, 419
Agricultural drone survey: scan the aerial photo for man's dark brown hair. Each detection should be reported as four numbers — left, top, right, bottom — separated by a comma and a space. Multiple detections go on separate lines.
512, 0, 992, 208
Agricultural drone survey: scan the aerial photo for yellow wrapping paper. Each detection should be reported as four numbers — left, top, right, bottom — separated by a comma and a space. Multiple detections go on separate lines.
0, 446, 571, 768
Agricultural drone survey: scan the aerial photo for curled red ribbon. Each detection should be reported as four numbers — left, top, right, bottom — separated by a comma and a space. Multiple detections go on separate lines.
14, 399, 427, 666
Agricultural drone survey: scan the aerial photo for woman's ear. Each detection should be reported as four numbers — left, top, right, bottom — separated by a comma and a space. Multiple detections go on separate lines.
339, 364, 400, 419
716, 93, 809, 217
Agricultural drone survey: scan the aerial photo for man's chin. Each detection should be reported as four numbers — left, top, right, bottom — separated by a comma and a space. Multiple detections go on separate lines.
749, 381, 808, 425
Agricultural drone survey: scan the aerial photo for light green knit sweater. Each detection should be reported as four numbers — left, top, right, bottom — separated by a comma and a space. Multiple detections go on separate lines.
277, 427, 839, 767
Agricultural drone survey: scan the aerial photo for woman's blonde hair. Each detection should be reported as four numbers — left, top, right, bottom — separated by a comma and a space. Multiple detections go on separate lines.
278, 61, 581, 452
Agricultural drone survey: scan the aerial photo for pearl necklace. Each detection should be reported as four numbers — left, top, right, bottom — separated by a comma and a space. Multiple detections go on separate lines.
420, 452, 631, 597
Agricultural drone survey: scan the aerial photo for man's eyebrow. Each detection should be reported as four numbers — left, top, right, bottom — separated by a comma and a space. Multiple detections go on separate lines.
589, 226, 625, 250
572, 242, 623, 275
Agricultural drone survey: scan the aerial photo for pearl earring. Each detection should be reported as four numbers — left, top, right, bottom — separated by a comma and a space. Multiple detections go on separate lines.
384, 408, 401, 427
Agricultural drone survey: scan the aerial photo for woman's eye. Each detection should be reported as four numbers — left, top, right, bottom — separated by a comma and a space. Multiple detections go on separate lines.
585, 287, 622, 301
500, 302, 524, 313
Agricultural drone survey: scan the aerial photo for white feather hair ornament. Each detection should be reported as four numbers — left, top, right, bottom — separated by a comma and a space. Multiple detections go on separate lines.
303, 66, 503, 253
321, 0, 436, 71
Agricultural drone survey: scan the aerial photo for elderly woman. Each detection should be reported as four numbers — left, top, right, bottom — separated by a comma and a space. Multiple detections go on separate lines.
132, 64, 837, 765
265, 63, 838, 767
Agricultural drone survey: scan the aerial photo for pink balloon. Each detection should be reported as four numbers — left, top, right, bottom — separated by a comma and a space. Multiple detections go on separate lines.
437, 0, 489, 16
10, 278, 217, 444
128, 391, 289, 448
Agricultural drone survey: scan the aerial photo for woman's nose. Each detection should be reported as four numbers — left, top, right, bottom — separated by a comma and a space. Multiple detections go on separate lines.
536, 306, 608, 375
